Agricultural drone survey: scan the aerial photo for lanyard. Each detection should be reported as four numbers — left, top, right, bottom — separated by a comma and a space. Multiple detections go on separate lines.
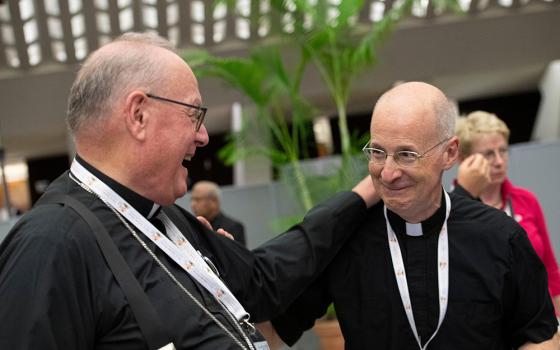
503, 199, 514, 218
384, 191, 451, 350
70, 159, 250, 323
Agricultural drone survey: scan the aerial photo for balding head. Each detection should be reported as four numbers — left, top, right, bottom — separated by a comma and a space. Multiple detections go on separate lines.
192, 181, 221, 201
191, 181, 221, 220
372, 82, 456, 141
66, 32, 185, 137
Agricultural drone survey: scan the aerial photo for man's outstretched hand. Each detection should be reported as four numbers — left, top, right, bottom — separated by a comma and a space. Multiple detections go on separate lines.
197, 216, 235, 240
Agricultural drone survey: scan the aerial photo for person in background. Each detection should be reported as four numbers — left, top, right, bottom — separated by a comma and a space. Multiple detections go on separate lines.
0, 32, 379, 350
191, 180, 246, 247
455, 110, 560, 314
268, 82, 558, 349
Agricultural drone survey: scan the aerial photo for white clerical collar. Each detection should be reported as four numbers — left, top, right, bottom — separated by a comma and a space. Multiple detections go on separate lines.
386, 189, 447, 238
147, 203, 161, 219
75, 155, 161, 220
405, 222, 423, 236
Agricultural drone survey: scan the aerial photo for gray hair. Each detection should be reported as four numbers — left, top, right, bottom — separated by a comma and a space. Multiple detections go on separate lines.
194, 180, 222, 201
434, 98, 457, 140
66, 32, 177, 135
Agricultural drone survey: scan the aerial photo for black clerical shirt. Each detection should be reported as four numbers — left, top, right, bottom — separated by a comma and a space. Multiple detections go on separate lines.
272, 192, 557, 349
0, 157, 368, 350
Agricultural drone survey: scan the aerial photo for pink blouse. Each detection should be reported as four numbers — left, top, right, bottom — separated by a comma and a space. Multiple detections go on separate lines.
500, 179, 560, 298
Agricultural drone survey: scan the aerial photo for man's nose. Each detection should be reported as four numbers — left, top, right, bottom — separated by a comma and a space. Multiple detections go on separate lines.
380, 157, 402, 183
196, 124, 209, 147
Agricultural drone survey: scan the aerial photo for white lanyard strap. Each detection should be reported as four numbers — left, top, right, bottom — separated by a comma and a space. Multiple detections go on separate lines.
70, 160, 249, 322
384, 191, 451, 350
503, 199, 513, 218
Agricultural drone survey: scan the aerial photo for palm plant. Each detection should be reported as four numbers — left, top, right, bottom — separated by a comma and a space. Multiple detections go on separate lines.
185, 46, 317, 211
184, 0, 460, 217
269, 0, 413, 161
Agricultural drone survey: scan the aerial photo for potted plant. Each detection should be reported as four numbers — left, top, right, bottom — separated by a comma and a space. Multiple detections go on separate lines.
313, 304, 345, 350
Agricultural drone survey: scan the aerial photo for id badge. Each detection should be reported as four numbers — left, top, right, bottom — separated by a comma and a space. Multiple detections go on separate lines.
250, 330, 270, 350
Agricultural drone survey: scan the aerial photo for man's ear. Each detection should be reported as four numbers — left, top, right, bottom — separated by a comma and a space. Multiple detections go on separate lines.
443, 136, 459, 170
124, 91, 149, 141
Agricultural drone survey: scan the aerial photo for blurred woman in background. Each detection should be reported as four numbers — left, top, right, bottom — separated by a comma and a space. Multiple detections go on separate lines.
454, 110, 560, 314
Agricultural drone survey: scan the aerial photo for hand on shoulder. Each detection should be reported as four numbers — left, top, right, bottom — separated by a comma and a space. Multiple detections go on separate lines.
352, 176, 380, 208
196, 216, 235, 240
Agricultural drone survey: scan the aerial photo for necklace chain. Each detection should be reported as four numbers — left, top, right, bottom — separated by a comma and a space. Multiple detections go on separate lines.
69, 173, 254, 350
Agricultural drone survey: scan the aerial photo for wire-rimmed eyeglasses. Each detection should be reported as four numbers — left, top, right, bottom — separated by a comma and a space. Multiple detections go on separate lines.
146, 93, 207, 132
362, 138, 450, 167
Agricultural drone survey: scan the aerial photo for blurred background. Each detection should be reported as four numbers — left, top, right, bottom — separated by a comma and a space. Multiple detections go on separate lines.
0, 0, 558, 254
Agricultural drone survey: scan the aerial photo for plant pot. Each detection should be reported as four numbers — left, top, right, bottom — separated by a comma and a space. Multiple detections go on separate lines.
313, 319, 344, 350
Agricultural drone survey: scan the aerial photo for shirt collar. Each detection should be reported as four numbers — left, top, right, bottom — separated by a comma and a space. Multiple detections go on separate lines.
387, 191, 446, 237
75, 155, 161, 219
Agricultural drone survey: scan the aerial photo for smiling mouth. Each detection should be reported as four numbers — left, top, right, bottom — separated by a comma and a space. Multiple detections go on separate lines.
383, 185, 409, 193
182, 156, 192, 168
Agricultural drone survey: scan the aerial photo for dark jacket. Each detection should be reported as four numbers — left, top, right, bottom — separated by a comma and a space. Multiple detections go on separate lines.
0, 171, 367, 350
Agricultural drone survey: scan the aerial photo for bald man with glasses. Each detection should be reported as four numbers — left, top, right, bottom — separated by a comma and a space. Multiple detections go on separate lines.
269, 82, 558, 350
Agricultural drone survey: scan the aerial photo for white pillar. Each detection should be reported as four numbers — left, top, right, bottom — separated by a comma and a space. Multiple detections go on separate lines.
231, 103, 272, 186
533, 60, 560, 141
313, 116, 334, 157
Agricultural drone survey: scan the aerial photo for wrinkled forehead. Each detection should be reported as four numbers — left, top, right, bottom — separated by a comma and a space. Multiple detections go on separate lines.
370, 103, 439, 146
161, 52, 202, 100
470, 132, 508, 150
370, 82, 443, 129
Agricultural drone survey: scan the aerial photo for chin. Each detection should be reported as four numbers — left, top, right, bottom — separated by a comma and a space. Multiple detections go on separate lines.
174, 187, 187, 201
383, 196, 412, 213
491, 176, 506, 186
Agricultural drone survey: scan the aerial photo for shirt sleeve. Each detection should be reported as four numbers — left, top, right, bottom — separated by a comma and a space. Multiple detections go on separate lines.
234, 222, 246, 247
0, 214, 95, 350
451, 183, 478, 200
505, 226, 558, 348
271, 270, 333, 346
203, 191, 367, 322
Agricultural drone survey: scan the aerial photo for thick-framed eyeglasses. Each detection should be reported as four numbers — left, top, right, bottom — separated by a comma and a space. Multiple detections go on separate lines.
480, 147, 508, 162
146, 93, 207, 132
362, 137, 450, 167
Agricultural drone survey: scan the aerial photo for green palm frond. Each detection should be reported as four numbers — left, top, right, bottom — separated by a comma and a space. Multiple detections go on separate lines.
190, 0, 463, 213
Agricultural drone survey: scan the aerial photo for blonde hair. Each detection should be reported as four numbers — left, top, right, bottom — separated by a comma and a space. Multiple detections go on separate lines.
455, 111, 510, 157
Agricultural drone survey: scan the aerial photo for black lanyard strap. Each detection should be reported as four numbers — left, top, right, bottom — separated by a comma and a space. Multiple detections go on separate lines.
36, 192, 172, 350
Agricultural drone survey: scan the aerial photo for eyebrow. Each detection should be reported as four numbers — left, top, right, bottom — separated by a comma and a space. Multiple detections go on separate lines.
480, 146, 508, 152
189, 96, 203, 106
369, 141, 419, 152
